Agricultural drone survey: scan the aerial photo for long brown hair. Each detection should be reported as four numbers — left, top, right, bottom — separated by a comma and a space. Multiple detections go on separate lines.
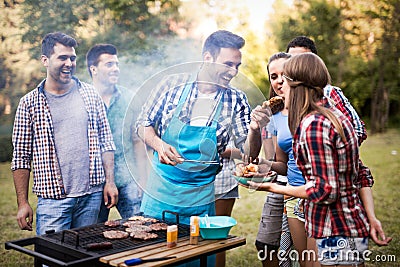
284, 53, 345, 140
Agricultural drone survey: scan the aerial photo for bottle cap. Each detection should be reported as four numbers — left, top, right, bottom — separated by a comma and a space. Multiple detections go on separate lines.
167, 225, 177, 232
190, 216, 199, 224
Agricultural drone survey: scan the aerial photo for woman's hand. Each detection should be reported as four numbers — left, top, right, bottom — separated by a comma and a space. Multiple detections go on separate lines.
250, 105, 271, 129
238, 155, 273, 177
369, 217, 392, 246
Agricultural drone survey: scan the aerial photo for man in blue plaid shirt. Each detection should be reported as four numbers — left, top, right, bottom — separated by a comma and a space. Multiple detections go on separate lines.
136, 30, 270, 225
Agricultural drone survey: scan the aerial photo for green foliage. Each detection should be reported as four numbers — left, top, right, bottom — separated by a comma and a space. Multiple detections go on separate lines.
1, 0, 399, 133
0, 136, 13, 162
273, 0, 343, 81
20, 0, 180, 59
21, 0, 87, 47
271, 0, 400, 131
341, 55, 373, 118
0, 0, 182, 129
0, 0, 41, 126
0, 124, 13, 162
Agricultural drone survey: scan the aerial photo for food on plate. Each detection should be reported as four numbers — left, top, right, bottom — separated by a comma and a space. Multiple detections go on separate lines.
262, 96, 284, 114
103, 230, 129, 239
125, 225, 152, 233
245, 163, 258, 173
149, 222, 169, 231
130, 232, 159, 240
234, 170, 278, 185
234, 163, 259, 177
104, 220, 120, 227
128, 215, 158, 223
85, 241, 113, 250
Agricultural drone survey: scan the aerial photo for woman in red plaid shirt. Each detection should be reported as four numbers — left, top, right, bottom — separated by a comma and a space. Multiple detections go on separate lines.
248, 53, 388, 266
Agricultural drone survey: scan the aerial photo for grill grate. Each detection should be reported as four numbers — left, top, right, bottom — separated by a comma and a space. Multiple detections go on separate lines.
42, 220, 190, 256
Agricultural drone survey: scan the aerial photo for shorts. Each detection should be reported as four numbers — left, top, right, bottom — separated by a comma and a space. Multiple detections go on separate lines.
285, 197, 305, 222
256, 192, 284, 247
316, 236, 368, 265
215, 185, 239, 200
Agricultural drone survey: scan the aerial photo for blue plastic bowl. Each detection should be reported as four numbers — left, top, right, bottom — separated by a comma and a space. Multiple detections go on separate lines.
198, 216, 237, 239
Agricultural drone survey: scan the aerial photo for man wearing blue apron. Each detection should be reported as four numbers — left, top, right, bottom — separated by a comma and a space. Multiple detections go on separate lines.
136, 30, 268, 226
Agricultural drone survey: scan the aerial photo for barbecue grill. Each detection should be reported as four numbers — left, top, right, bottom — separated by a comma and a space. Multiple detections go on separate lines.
5, 211, 190, 267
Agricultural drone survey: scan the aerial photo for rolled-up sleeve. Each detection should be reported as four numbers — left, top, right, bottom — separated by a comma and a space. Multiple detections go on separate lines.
356, 159, 374, 188
136, 75, 175, 132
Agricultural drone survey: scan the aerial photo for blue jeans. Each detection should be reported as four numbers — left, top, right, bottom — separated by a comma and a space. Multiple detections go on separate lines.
36, 191, 102, 235
316, 236, 368, 265
97, 181, 142, 222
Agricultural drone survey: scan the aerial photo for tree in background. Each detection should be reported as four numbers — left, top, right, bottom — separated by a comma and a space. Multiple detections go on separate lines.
366, 0, 400, 132
0, 0, 182, 161
178, 0, 276, 98
272, 0, 343, 83
0, 0, 183, 114
20, 0, 181, 60
1, 0, 399, 133
0, 0, 41, 125
270, 0, 400, 132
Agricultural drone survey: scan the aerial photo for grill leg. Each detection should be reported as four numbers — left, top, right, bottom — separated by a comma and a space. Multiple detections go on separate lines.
200, 256, 207, 267
34, 258, 45, 267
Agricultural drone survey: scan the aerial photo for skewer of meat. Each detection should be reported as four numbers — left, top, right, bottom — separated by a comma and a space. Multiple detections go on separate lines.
262, 96, 284, 114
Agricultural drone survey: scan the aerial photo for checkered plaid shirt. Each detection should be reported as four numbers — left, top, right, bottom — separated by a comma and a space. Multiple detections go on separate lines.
214, 140, 238, 195
136, 73, 251, 154
293, 104, 370, 238
324, 84, 367, 144
11, 77, 115, 199
325, 85, 373, 188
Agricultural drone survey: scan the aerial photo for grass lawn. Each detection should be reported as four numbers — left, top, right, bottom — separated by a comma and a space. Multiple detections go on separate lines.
1, 129, 399, 266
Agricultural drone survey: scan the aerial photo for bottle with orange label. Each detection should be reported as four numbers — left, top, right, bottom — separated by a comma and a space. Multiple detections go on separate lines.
167, 225, 178, 248
189, 216, 199, 245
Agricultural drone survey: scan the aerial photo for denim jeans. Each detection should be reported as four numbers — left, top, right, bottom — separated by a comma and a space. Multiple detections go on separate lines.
36, 191, 102, 235
316, 236, 368, 265
97, 180, 142, 222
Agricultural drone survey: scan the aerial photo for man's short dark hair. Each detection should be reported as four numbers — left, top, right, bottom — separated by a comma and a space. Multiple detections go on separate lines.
286, 36, 318, 55
41, 32, 77, 58
202, 30, 245, 59
86, 44, 118, 77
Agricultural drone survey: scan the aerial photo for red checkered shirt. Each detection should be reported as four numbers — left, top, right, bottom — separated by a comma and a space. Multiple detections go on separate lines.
293, 104, 370, 238
325, 85, 373, 188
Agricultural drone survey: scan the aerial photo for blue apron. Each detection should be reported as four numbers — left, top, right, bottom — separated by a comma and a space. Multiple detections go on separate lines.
140, 81, 223, 225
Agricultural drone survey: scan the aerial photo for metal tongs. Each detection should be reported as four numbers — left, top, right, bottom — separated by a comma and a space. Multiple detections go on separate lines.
182, 159, 220, 165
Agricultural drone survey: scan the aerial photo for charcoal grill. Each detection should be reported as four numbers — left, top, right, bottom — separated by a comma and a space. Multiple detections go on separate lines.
5, 211, 190, 267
